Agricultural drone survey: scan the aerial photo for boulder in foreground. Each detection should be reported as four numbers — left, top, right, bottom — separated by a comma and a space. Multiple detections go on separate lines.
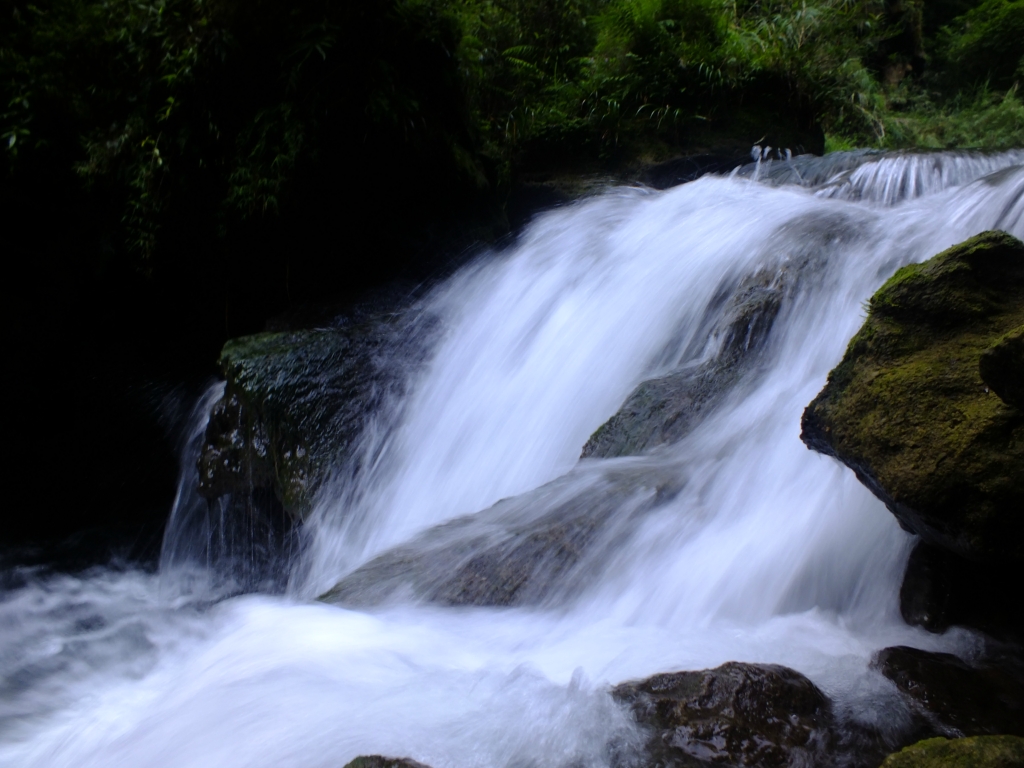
611, 662, 843, 767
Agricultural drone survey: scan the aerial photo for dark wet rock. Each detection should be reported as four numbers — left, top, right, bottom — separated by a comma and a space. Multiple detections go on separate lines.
880, 736, 1024, 768
874, 646, 1024, 737
585, 211, 856, 460
611, 662, 842, 768
582, 270, 783, 458
899, 541, 1024, 640
199, 313, 437, 520
342, 757, 432, 768
801, 230, 1024, 563
322, 463, 682, 607
979, 325, 1024, 409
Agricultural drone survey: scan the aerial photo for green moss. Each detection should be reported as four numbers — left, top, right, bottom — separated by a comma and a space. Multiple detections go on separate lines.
802, 231, 1024, 561
881, 736, 1024, 768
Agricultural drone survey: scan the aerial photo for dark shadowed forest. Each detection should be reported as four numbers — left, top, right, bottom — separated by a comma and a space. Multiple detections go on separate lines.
2, 0, 1022, 546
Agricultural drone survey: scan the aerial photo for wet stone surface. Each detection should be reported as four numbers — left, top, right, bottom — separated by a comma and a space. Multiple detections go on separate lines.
873, 646, 1024, 738
611, 662, 846, 768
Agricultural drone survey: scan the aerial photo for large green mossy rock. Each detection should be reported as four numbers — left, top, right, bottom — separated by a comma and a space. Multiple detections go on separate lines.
801, 230, 1024, 562
881, 736, 1024, 768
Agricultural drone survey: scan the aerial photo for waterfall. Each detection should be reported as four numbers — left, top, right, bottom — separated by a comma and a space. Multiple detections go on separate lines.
2, 150, 1022, 768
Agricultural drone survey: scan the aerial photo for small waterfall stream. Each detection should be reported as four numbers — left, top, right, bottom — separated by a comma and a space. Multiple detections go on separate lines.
2, 149, 1023, 768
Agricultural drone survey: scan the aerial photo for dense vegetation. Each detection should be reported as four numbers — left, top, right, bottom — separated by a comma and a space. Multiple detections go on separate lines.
1, 0, 1021, 545
4, 0, 1023, 273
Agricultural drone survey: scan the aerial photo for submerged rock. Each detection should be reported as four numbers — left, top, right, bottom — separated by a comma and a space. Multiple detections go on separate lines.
801, 230, 1024, 563
581, 269, 783, 458
342, 757, 432, 768
611, 662, 842, 768
873, 646, 1024, 737
585, 212, 856, 459
322, 462, 682, 607
880, 736, 1024, 768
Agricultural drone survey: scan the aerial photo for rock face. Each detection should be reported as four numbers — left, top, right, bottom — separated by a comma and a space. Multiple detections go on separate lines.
880, 736, 1024, 768
198, 312, 436, 520
801, 230, 1024, 563
873, 646, 1024, 737
979, 325, 1024, 410
899, 541, 1024, 638
611, 662, 842, 768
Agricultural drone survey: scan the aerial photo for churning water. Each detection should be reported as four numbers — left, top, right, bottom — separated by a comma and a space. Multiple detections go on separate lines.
2, 150, 1023, 768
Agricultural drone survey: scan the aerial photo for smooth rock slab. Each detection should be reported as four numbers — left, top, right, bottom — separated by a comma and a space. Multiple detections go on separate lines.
899, 541, 1024, 640
322, 462, 683, 607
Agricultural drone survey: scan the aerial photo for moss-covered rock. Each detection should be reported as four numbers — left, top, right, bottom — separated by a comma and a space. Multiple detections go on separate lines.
880, 735, 1024, 768
979, 325, 1024, 409
611, 663, 843, 768
199, 313, 437, 520
801, 230, 1024, 562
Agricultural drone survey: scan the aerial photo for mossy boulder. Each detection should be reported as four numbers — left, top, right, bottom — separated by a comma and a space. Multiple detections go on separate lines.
611, 662, 844, 768
199, 313, 436, 519
801, 230, 1024, 562
880, 736, 1024, 768
979, 325, 1024, 409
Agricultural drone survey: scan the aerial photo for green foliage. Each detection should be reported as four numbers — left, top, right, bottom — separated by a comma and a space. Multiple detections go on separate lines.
2, 0, 1022, 268
2, 0, 482, 266
877, 86, 1024, 149
937, 0, 1024, 91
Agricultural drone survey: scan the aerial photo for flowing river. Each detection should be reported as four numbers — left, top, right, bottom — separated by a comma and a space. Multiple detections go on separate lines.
2, 149, 1023, 768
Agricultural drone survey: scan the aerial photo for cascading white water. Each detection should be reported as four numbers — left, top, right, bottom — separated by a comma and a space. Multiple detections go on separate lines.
2, 150, 1022, 768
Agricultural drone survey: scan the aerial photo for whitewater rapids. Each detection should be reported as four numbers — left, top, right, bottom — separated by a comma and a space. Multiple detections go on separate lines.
2, 150, 1022, 768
